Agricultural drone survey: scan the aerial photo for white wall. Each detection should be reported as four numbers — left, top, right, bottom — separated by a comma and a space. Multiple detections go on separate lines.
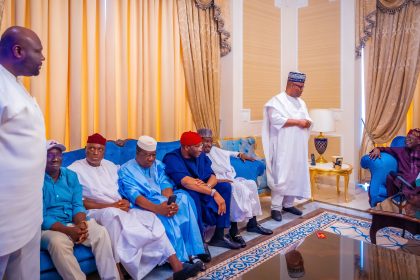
220, 0, 361, 187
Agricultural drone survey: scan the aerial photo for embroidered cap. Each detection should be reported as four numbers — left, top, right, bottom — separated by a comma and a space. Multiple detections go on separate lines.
180, 131, 202, 146
137, 135, 157, 151
288, 71, 306, 83
87, 133, 107, 146
46, 140, 66, 152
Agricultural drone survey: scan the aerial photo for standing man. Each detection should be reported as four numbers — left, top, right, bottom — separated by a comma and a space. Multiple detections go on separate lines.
0, 26, 46, 279
262, 72, 312, 222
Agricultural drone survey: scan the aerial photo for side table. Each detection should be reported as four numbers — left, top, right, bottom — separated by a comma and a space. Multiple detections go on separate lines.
309, 162, 353, 202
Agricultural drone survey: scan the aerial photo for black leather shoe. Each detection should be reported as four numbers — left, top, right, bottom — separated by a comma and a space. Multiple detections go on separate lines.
190, 256, 206, 271
271, 210, 283, 221
197, 244, 211, 263
208, 235, 241, 249
230, 234, 246, 248
173, 262, 201, 280
247, 224, 273, 235
282, 206, 303, 216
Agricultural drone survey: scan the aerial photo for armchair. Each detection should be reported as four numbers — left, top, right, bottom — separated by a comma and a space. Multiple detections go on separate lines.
360, 136, 406, 207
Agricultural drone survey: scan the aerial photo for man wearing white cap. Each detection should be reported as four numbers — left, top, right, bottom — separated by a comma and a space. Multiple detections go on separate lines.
118, 136, 207, 270
42, 140, 120, 280
262, 72, 312, 222
68, 133, 202, 280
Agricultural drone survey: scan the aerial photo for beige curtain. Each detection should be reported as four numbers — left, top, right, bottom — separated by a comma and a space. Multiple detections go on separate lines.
359, 0, 420, 180
0, 0, 194, 149
176, 0, 230, 138
355, 0, 376, 57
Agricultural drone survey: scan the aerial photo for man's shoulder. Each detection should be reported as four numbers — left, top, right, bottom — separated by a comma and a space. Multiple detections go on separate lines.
264, 92, 286, 107
162, 148, 181, 162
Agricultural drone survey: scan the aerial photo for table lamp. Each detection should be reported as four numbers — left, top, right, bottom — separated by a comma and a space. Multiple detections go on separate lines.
309, 109, 335, 163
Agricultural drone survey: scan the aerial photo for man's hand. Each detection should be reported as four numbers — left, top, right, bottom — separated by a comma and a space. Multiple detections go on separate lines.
66, 223, 89, 244
213, 192, 226, 215
369, 148, 381, 160
156, 202, 178, 217
218, 179, 233, 183
238, 153, 256, 162
297, 119, 311, 129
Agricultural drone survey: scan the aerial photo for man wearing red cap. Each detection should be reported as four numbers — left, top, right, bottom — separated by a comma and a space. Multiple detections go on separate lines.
163, 131, 242, 250
69, 133, 201, 280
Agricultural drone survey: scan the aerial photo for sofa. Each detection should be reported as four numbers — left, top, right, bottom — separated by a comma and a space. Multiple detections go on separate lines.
41, 138, 265, 279
218, 136, 268, 194
360, 136, 406, 207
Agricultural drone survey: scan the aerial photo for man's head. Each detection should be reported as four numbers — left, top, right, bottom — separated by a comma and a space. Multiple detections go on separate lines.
197, 128, 213, 154
85, 133, 106, 167
406, 128, 420, 150
180, 131, 203, 158
285, 71, 306, 98
0, 26, 45, 76
136, 135, 157, 168
46, 140, 66, 174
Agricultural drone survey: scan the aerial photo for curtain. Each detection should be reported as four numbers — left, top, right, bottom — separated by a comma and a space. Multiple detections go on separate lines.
176, 0, 231, 138
0, 0, 194, 149
359, 0, 420, 181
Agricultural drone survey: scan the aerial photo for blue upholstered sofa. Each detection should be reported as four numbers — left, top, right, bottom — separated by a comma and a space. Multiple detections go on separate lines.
41, 138, 265, 279
218, 137, 268, 194
360, 136, 406, 207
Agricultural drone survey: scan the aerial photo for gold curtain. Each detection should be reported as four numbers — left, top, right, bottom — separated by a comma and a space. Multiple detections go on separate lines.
0, 0, 194, 149
177, 0, 229, 138
359, 0, 420, 180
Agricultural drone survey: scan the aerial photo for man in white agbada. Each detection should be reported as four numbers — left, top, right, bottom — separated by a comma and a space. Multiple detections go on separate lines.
0, 26, 45, 279
198, 128, 273, 248
262, 71, 312, 222
68, 133, 201, 280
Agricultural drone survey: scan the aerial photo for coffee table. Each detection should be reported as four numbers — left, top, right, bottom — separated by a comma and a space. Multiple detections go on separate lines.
309, 162, 353, 202
240, 231, 420, 279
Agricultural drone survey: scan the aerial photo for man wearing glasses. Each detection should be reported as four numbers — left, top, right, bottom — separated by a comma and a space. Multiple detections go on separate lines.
262, 72, 312, 222
163, 131, 242, 251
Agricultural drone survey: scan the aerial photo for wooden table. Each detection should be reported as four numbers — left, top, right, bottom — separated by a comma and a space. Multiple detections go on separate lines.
309, 162, 353, 202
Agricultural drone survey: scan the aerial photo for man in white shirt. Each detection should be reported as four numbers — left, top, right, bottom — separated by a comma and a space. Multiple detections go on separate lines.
198, 128, 273, 247
68, 133, 201, 280
0, 26, 46, 280
262, 72, 312, 222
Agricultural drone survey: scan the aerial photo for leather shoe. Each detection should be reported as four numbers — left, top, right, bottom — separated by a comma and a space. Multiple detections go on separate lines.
197, 244, 211, 263
271, 210, 283, 221
282, 206, 302, 216
173, 262, 201, 280
208, 235, 241, 249
230, 234, 246, 248
247, 224, 273, 235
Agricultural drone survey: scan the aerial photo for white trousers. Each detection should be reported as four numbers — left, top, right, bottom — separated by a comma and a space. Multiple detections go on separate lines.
41, 219, 120, 280
0, 229, 40, 280
230, 178, 263, 222
271, 191, 295, 211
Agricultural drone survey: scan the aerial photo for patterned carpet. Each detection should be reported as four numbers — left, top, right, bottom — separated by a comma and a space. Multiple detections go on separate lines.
193, 209, 420, 280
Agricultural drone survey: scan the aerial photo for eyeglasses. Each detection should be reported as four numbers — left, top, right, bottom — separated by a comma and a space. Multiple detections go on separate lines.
47, 153, 62, 160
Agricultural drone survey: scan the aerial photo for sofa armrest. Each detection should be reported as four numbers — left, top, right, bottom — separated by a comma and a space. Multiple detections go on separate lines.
360, 152, 398, 206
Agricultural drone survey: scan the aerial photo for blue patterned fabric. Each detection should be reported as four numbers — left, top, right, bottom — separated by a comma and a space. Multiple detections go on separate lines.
360, 136, 406, 207
219, 137, 267, 193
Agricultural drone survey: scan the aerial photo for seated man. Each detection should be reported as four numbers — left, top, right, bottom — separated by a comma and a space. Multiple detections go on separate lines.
42, 140, 120, 280
369, 128, 420, 197
118, 135, 208, 268
163, 131, 241, 250
198, 128, 273, 247
68, 133, 201, 280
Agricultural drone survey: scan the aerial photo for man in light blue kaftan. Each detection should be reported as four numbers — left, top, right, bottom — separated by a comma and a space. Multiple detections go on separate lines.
118, 136, 205, 264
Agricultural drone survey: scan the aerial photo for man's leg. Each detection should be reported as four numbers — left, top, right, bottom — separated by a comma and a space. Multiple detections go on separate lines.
4, 228, 40, 280
0, 254, 9, 279
41, 230, 85, 280
270, 189, 284, 221
282, 196, 302, 216
82, 220, 119, 280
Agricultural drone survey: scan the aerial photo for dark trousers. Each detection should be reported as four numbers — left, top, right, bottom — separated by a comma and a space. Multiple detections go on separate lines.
183, 182, 232, 238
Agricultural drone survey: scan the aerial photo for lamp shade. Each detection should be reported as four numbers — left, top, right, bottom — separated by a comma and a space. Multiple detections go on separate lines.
309, 109, 335, 132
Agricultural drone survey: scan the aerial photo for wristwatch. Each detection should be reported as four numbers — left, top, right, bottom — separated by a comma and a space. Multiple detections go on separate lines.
210, 188, 217, 197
